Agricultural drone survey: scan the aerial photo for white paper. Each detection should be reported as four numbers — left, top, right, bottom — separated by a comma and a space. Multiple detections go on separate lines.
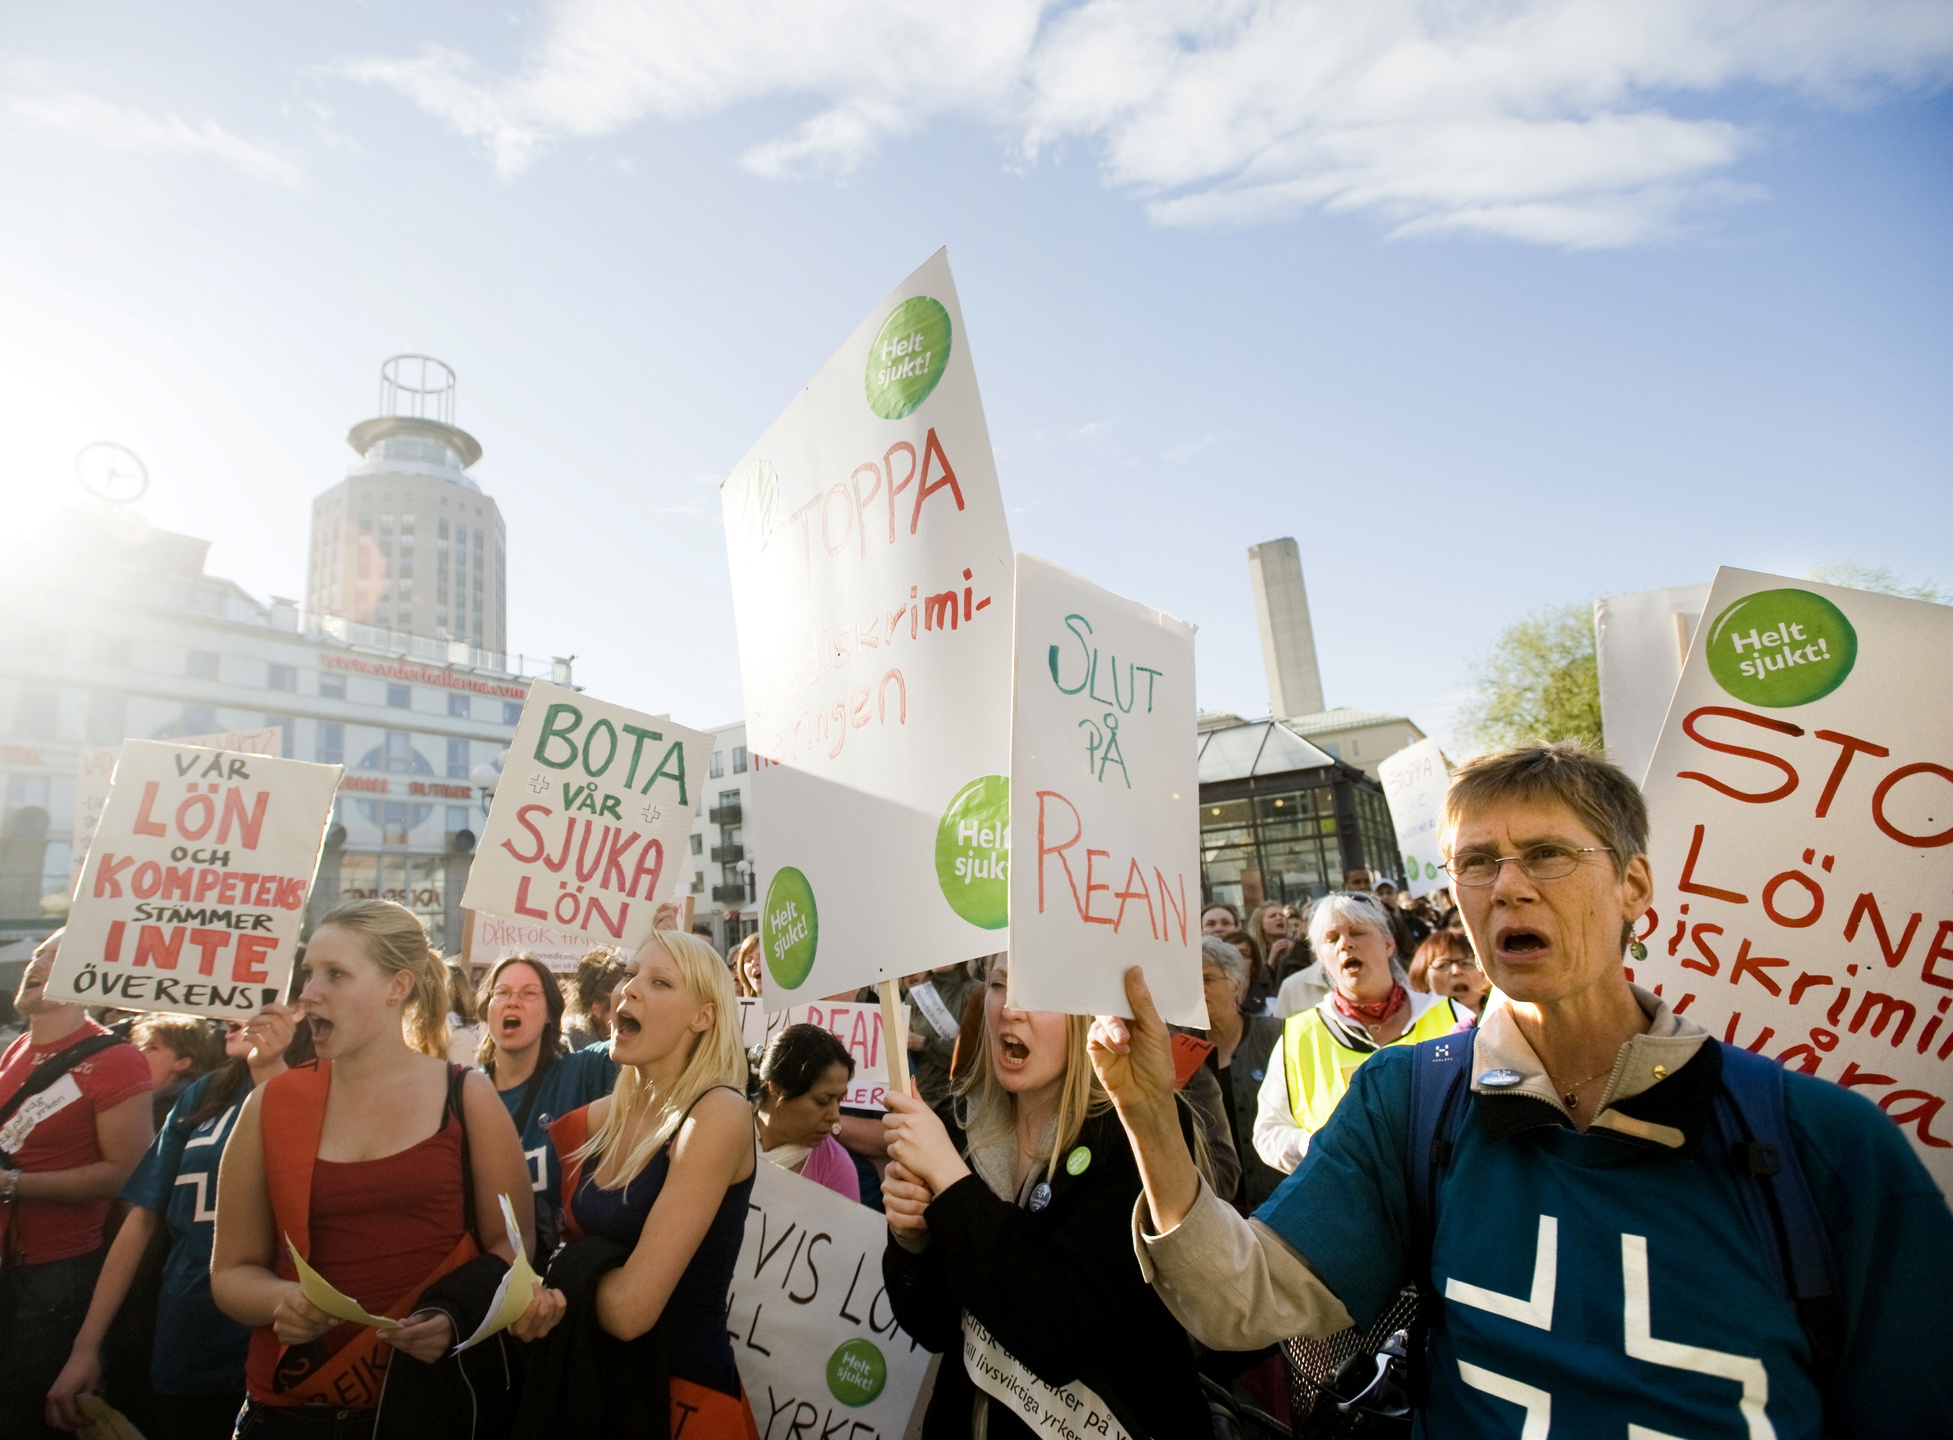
721, 248, 1015, 1007
49, 741, 340, 1019
1595, 583, 1712, 784
1378, 738, 1450, 899
1006, 554, 1203, 1025
462, 682, 710, 955
452, 1194, 542, 1353
1638, 567, 1953, 1193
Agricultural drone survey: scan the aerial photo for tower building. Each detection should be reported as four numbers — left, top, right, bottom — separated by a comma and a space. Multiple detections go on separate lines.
307, 356, 507, 660
1247, 537, 1325, 718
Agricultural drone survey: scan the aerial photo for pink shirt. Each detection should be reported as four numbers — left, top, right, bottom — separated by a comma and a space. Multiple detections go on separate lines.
797, 1133, 861, 1203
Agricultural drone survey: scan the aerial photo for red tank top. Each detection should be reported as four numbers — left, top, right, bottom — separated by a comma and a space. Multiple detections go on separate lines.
307, 1117, 466, 1319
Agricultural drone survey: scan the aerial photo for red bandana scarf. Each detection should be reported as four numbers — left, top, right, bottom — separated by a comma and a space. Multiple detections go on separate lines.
1334, 984, 1407, 1026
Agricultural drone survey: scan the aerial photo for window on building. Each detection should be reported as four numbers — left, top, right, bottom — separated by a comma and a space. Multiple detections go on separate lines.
85, 692, 125, 745
384, 730, 414, 772
448, 693, 471, 718
439, 518, 449, 538
709, 751, 725, 779
267, 663, 297, 692
690, 832, 703, 855
446, 805, 471, 834
186, 650, 220, 680
319, 675, 346, 700
93, 635, 132, 667
317, 722, 345, 766
263, 716, 296, 758
503, 701, 522, 726
381, 801, 412, 846
182, 704, 216, 734
732, 745, 748, 774
447, 738, 469, 778
386, 683, 411, 709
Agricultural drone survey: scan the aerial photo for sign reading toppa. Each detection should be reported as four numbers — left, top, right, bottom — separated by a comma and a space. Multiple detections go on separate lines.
1007, 555, 1203, 1025
1378, 737, 1450, 899
1638, 566, 1953, 1194
722, 248, 1015, 1007
462, 681, 709, 954
48, 740, 342, 1019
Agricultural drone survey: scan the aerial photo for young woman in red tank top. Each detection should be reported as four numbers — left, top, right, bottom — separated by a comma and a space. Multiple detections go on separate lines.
211, 901, 537, 1439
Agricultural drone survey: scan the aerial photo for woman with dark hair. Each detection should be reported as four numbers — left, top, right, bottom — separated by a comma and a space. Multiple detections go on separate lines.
563, 948, 630, 1050
45, 1005, 304, 1438
753, 1023, 859, 1201
476, 954, 618, 1253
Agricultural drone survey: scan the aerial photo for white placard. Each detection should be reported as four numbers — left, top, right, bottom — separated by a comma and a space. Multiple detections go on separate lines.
49, 740, 341, 1018
461, 682, 709, 954
467, 912, 601, 975
743, 999, 906, 1111
721, 248, 1014, 1008
1595, 582, 1712, 784
1378, 737, 1450, 899
727, 1159, 933, 1433
71, 727, 284, 892
1006, 555, 1202, 1025
1638, 567, 1953, 1191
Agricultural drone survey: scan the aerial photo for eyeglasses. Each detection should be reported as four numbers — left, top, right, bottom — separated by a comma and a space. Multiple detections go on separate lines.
1429, 956, 1479, 972
1444, 845, 1612, 888
490, 987, 547, 1004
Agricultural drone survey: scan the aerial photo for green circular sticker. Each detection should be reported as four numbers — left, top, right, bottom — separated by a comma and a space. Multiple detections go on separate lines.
1065, 1145, 1092, 1176
826, 1338, 887, 1406
865, 296, 952, 420
1705, 588, 1858, 708
762, 867, 819, 991
935, 776, 1009, 929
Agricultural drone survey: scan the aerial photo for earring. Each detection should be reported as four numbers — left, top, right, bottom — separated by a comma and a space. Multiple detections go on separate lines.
1628, 940, 1648, 962
831, 1122, 843, 1135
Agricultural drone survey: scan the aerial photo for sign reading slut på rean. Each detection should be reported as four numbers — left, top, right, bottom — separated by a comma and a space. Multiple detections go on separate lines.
1007, 555, 1203, 1025
726, 1159, 931, 1437
1638, 567, 1953, 1192
462, 681, 709, 954
48, 741, 342, 1020
721, 248, 1014, 1005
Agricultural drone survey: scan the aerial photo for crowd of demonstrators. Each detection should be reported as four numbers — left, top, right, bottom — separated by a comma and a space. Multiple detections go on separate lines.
880, 951, 1214, 1438
1, 930, 156, 1440
47, 1004, 304, 1439
476, 954, 619, 1253
520, 928, 757, 1437
1255, 891, 1467, 1176
752, 1023, 859, 1201
1408, 926, 1491, 1016
211, 900, 536, 1438
130, 1016, 226, 1128
1093, 743, 1953, 1438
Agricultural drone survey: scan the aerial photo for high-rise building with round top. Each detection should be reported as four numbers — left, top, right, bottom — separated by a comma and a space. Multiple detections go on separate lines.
306, 355, 507, 660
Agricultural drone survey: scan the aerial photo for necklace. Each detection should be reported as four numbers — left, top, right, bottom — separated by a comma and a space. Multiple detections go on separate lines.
1547, 1066, 1613, 1109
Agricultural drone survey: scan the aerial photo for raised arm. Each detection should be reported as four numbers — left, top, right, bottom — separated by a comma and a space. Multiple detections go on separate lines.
595, 1088, 753, 1341
1088, 967, 1202, 1233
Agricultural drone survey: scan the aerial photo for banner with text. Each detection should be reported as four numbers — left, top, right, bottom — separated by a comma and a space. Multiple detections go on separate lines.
1378, 738, 1449, 899
1007, 554, 1202, 1024
740, 998, 907, 1111
727, 1159, 932, 1438
466, 912, 603, 974
722, 248, 1015, 1007
70, 727, 284, 893
462, 681, 709, 955
49, 740, 341, 1019
1639, 566, 1953, 1192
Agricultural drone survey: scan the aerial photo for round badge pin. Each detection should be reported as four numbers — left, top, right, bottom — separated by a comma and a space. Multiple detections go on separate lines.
1065, 1146, 1092, 1176
1479, 1068, 1525, 1090
1028, 1181, 1052, 1213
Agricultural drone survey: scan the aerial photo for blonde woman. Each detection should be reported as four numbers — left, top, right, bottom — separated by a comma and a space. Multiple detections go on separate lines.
516, 927, 756, 1438
877, 953, 1208, 1439
211, 901, 533, 1438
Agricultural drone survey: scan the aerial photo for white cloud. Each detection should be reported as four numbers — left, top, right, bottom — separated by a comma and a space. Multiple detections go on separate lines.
340, 0, 1953, 245
0, 69, 302, 187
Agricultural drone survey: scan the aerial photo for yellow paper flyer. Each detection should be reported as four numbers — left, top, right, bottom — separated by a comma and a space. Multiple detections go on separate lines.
285, 1235, 400, 1330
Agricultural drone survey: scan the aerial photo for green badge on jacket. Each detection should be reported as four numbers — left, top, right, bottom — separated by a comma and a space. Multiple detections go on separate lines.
1065, 1146, 1092, 1176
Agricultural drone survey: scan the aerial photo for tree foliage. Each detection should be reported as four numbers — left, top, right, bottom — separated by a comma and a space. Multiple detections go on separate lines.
1456, 601, 1602, 754
1807, 562, 1947, 605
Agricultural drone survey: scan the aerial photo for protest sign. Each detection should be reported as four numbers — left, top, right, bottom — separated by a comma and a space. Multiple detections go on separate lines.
466, 911, 599, 974
1638, 567, 1953, 1191
1378, 738, 1449, 898
743, 998, 906, 1111
727, 1159, 932, 1439
721, 249, 1015, 1007
1595, 582, 1712, 784
1006, 555, 1202, 1025
49, 740, 341, 1019
462, 681, 709, 953
70, 727, 284, 892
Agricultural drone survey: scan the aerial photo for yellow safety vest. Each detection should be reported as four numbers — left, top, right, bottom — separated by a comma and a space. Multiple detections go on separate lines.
1282, 998, 1461, 1137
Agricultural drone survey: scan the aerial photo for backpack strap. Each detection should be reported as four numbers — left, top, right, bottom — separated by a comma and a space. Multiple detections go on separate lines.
0, 1031, 125, 1141
1406, 1027, 1477, 1269
1712, 1043, 1844, 1386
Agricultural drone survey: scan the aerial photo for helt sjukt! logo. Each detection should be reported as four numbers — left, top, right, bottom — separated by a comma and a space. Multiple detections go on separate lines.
935, 776, 1008, 929
826, 1338, 887, 1406
762, 866, 819, 990
1705, 588, 1858, 708
865, 296, 951, 420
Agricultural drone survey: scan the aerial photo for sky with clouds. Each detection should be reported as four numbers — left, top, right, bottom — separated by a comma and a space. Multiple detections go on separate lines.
1, 0, 1949, 751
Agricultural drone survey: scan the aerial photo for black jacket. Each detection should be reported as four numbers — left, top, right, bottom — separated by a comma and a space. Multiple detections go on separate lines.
373, 1253, 515, 1440
511, 1236, 667, 1440
883, 1105, 1208, 1439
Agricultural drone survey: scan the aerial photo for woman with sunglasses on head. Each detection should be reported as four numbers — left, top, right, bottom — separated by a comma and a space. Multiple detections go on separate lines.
1253, 891, 1467, 1176
44, 1005, 302, 1439
476, 953, 619, 1254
